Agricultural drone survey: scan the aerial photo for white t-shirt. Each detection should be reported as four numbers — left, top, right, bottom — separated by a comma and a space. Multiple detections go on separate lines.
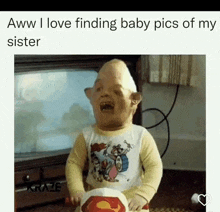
82, 124, 146, 191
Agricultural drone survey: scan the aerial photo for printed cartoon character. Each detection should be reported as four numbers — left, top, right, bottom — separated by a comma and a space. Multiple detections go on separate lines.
101, 160, 119, 182
90, 141, 134, 183
90, 143, 119, 182
91, 153, 103, 182
104, 140, 133, 173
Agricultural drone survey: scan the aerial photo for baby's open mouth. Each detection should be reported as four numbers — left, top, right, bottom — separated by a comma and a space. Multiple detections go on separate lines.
100, 102, 114, 112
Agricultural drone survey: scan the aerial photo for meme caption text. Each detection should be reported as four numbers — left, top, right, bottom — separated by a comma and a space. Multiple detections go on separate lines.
6, 16, 217, 47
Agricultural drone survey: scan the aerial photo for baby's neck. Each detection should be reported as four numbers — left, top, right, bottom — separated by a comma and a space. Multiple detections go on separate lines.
96, 122, 132, 131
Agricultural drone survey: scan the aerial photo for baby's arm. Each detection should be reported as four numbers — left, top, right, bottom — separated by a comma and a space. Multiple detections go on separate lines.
123, 131, 163, 211
65, 133, 88, 205
128, 193, 148, 211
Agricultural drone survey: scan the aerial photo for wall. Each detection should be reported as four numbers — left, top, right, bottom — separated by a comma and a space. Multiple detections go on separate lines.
141, 55, 206, 171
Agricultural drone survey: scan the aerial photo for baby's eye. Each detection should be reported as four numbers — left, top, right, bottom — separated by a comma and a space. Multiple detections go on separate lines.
96, 87, 102, 92
113, 90, 122, 96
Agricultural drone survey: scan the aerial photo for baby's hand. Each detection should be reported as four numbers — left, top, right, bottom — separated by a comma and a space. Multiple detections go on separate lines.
70, 192, 85, 206
128, 194, 148, 211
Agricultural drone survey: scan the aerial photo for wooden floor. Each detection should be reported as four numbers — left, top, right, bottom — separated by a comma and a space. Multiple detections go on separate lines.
18, 169, 206, 212
150, 169, 206, 212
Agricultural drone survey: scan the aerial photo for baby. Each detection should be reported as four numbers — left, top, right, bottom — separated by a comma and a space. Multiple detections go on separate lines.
65, 59, 163, 211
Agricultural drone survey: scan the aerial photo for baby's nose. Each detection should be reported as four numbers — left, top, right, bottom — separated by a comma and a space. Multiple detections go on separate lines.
101, 89, 110, 97
101, 93, 109, 98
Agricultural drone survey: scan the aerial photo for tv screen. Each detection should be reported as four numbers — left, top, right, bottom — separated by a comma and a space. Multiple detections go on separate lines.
15, 69, 97, 158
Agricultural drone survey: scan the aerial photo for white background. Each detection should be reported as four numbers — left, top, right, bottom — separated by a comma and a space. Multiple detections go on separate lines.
0, 11, 219, 211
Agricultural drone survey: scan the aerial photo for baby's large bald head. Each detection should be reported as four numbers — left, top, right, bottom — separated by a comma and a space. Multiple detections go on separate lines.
97, 59, 137, 92
85, 59, 142, 131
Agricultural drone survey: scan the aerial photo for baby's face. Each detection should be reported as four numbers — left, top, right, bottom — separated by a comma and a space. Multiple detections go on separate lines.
85, 59, 142, 131
90, 72, 134, 130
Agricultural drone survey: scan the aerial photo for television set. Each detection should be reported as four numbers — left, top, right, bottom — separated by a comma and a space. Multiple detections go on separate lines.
15, 55, 141, 164
15, 68, 97, 157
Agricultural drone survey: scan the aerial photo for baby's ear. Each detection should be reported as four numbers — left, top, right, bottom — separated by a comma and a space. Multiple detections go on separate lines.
131, 92, 142, 106
84, 87, 92, 99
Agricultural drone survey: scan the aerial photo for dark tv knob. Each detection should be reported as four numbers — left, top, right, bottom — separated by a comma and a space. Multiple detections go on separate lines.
23, 174, 30, 182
